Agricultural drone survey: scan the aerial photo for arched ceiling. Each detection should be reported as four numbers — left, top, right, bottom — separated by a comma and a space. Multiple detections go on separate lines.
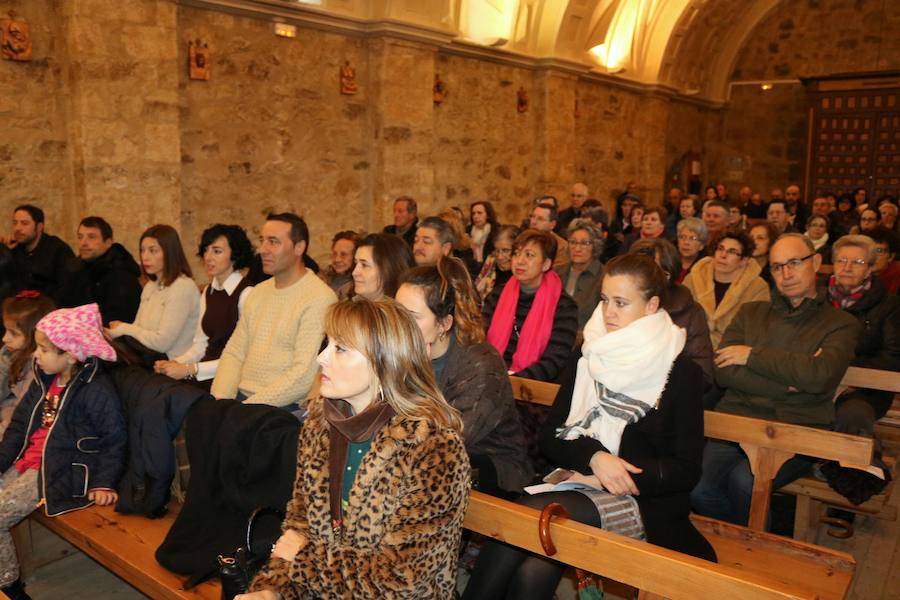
190, 0, 786, 103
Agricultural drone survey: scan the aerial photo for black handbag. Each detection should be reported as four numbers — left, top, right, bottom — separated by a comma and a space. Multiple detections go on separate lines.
217, 506, 286, 600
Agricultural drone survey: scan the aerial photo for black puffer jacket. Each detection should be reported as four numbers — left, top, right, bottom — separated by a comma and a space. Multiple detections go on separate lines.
79, 243, 142, 324
109, 365, 210, 516
0, 359, 126, 516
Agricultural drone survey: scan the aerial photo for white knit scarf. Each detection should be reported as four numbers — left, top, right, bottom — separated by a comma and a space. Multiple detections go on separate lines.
557, 309, 686, 455
807, 231, 829, 251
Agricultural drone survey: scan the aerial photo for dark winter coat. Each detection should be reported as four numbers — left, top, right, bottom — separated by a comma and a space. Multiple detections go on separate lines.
109, 365, 210, 516
716, 290, 860, 428
156, 397, 300, 577
437, 339, 532, 492
540, 352, 716, 562
0, 359, 126, 516
75, 243, 142, 325
11, 233, 75, 302
482, 281, 579, 382
665, 284, 715, 391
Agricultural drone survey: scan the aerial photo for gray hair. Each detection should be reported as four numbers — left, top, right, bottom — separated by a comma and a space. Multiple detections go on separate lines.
566, 219, 604, 258
774, 232, 815, 253
832, 234, 877, 265
418, 216, 456, 247
677, 217, 708, 242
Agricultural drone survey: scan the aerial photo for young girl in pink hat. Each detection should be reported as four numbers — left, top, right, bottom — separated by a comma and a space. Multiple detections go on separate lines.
0, 303, 126, 600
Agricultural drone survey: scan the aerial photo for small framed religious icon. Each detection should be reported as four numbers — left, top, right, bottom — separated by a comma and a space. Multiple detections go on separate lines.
340, 60, 358, 95
433, 74, 448, 105
1, 11, 33, 62
189, 39, 210, 81
517, 86, 528, 113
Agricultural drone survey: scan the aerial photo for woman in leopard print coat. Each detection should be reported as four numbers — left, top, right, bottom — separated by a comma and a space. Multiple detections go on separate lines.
241, 299, 471, 600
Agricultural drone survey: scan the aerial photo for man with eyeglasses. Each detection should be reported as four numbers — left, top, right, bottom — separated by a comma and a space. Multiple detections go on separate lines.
691, 233, 859, 526
826, 235, 899, 448
556, 183, 589, 233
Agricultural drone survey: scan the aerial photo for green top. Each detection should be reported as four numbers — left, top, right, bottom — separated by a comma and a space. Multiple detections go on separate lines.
341, 439, 373, 514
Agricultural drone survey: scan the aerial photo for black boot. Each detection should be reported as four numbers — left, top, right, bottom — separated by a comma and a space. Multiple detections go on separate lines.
1, 578, 33, 600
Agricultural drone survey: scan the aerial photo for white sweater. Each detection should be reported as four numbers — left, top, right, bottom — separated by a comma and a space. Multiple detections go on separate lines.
211, 271, 337, 407
110, 276, 201, 358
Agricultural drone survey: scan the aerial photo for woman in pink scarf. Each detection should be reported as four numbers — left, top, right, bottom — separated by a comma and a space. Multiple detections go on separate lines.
483, 230, 578, 382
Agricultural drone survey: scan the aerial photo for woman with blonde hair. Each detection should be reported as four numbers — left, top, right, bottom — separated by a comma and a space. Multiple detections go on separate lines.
438, 209, 479, 276
242, 299, 470, 600
397, 257, 532, 497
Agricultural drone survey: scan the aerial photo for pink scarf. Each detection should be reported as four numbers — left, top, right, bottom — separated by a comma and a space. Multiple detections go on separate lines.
487, 271, 562, 373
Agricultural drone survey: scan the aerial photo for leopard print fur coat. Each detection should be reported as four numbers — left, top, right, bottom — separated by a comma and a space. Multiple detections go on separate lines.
250, 397, 471, 599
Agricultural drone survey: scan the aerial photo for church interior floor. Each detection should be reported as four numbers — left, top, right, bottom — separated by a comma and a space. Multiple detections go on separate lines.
20, 489, 900, 599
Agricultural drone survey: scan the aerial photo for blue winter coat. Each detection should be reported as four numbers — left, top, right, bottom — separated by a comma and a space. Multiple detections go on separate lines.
0, 358, 126, 516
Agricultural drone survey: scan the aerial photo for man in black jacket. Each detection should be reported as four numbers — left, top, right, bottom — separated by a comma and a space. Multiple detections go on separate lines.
6, 204, 74, 301
70, 216, 142, 324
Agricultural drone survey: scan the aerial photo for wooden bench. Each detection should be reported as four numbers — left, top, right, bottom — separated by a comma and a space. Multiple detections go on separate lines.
507, 375, 868, 599
464, 490, 840, 600
780, 366, 899, 541
15, 503, 219, 599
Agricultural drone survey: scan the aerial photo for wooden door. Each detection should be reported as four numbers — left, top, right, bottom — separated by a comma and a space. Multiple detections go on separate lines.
803, 73, 900, 201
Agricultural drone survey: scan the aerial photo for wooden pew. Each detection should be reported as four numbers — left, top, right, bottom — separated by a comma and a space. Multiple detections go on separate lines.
464, 490, 826, 600
506, 375, 865, 599
781, 366, 899, 541
22, 504, 219, 599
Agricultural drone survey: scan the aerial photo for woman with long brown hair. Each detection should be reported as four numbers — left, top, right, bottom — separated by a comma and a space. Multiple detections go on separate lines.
397, 257, 532, 497
241, 299, 470, 600
107, 224, 200, 359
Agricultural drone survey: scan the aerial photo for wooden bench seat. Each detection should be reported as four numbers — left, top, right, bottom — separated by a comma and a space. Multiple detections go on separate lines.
27, 503, 219, 600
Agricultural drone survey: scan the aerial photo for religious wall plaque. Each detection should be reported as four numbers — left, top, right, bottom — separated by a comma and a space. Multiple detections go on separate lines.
340, 60, 358, 95
189, 39, 210, 81
1, 11, 32, 62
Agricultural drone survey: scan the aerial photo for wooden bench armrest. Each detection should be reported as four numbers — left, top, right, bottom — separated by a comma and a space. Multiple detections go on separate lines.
464, 491, 815, 600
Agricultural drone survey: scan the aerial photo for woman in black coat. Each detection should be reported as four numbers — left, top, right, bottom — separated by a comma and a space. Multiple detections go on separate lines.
462, 255, 715, 600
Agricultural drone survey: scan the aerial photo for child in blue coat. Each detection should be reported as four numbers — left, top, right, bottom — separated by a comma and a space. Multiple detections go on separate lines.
0, 303, 126, 600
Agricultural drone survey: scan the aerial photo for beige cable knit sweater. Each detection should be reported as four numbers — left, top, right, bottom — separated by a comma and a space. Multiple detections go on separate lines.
211, 271, 337, 407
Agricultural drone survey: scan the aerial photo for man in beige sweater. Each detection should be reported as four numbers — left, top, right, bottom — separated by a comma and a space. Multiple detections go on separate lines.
212, 213, 336, 408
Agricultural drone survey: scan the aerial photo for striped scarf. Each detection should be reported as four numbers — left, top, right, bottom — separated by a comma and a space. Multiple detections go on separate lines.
828, 274, 871, 309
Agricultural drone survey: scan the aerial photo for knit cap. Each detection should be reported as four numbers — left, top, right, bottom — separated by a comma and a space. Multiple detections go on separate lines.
36, 303, 117, 362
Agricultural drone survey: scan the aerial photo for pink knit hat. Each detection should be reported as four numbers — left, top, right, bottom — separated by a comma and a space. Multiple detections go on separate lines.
36, 303, 117, 362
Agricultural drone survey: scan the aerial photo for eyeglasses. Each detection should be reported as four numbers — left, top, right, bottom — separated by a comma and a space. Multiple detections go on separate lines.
769, 253, 815, 275
716, 245, 742, 257
834, 257, 869, 268
569, 240, 593, 247
677, 234, 700, 242
874, 247, 888, 254
495, 248, 513, 256
860, 217, 878, 222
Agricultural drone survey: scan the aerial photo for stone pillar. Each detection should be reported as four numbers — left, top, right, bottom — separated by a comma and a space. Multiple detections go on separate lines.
59, 0, 182, 253
533, 69, 578, 200
367, 37, 436, 229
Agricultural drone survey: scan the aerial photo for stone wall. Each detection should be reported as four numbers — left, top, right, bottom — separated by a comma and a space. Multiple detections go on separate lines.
712, 0, 900, 197
0, 0, 711, 274
0, 0, 71, 237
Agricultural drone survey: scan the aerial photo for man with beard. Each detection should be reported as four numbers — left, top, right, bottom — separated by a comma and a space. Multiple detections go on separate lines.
68, 216, 142, 324
5, 204, 74, 301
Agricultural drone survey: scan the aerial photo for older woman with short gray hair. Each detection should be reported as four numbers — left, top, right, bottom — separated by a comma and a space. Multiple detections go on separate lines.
676, 217, 708, 284
555, 220, 605, 329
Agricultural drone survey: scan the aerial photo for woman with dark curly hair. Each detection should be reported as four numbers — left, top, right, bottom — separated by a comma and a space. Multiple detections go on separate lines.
155, 224, 254, 385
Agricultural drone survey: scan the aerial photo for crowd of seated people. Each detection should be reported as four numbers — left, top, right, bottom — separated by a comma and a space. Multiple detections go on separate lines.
1, 181, 898, 600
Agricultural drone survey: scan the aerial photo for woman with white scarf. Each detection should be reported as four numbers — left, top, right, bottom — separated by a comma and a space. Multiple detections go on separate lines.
462, 255, 716, 600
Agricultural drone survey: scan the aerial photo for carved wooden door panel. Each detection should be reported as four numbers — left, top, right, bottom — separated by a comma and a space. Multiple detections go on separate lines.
804, 74, 900, 201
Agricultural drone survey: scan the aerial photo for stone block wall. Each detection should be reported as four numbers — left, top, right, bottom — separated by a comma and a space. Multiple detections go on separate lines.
712, 0, 900, 198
